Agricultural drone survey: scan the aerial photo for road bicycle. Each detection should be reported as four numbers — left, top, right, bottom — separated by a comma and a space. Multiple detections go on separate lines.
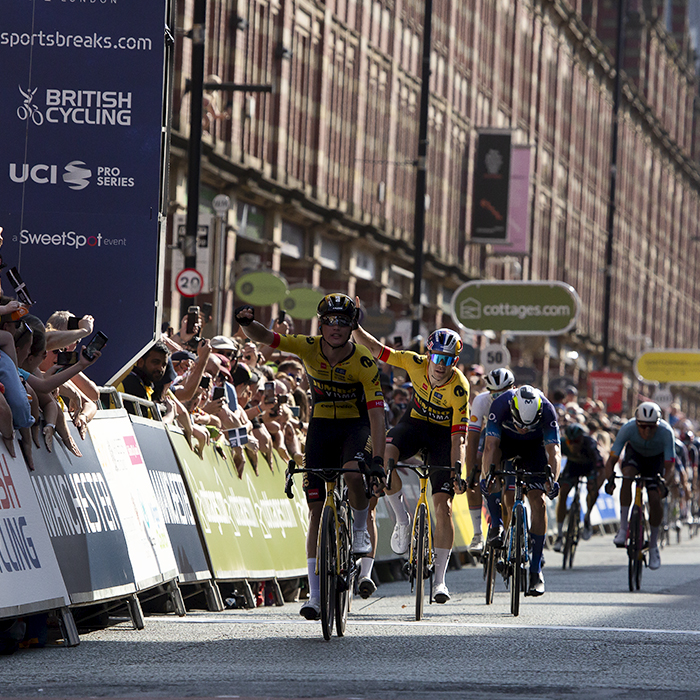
486, 457, 553, 617
610, 474, 659, 591
561, 475, 585, 570
386, 454, 464, 621
285, 460, 374, 640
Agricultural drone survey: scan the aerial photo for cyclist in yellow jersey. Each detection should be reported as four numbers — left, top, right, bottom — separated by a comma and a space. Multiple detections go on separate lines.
353, 311, 468, 604
235, 295, 386, 618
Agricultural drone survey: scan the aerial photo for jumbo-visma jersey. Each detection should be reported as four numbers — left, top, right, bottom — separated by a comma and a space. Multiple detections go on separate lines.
378, 347, 470, 433
271, 333, 384, 420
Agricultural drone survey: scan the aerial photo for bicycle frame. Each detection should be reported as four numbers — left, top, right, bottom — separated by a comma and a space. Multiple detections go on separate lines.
315, 480, 343, 578
408, 467, 434, 575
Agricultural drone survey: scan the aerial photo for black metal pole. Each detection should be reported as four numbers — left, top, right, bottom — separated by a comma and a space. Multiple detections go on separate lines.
181, 0, 206, 321
602, 0, 626, 367
411, 0, 432, 340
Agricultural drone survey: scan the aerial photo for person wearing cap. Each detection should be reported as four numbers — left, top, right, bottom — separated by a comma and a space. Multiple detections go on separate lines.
210, 335, 240, 359
234, 294, 386, 621
171, 337, 212, 403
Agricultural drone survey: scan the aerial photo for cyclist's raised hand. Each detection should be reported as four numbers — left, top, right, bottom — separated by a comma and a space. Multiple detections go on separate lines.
234, 305, 255, 326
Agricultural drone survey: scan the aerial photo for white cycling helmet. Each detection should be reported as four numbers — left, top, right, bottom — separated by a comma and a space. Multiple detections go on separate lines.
510, 385, 543, 427
426, 328, 463, 356
484, 367, 515, 394
635, 401, 661, 425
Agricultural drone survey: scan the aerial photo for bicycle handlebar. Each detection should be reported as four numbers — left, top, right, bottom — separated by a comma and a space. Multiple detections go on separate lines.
284, 459, 375, 500
386, 459, 465, 491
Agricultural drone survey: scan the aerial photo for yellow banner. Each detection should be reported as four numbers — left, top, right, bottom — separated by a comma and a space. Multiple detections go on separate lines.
635, 350, 700, 384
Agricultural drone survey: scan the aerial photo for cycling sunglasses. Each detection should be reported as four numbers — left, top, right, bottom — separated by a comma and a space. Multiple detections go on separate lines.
429, 352, 458, 367
320, 315, 353, 327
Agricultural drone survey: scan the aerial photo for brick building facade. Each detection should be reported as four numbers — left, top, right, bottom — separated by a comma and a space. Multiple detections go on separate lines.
165, 0, 700, 416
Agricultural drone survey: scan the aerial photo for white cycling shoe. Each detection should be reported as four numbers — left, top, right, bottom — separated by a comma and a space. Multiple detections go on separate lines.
468, 533, 484, 555
352, 528, 372, 555
299, 597, 321, 621
433, 583, 450, 604
648, 546, 661, 570
391, 519, 412, 555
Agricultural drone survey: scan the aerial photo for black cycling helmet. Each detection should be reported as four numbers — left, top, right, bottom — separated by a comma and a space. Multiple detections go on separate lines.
564, 422, 589, 442
317, 293, 359, 329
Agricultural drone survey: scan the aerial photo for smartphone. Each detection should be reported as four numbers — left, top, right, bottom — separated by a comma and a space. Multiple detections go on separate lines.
277, 394, 288, 404
394, 336, 403, 347
186, 305, 200, 334
200, 375, 211, 390
278, 310, 286, 324
290, 405, 300, 417
82, 331, 108, 361
201, 302, 213, 321
212, 386, 225, 400
264, 381, 275, 404
67, 317, 81, 330
56, 351, 79, 366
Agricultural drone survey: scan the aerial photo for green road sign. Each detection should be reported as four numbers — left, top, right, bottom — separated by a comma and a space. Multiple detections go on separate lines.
451, 281, 580, 335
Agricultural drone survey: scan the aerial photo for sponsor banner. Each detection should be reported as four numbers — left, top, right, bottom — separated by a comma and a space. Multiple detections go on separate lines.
0, 0, 169, 385
131, 418, 212, 584
0, 443, 70, 620
29, 422, 136, 604
635, 349, 700, 385
451, 281, 580, 335
471, 131, 512, 243
491, 146, 532, 255
588, 371, 624, 414
88, 410, 178, 589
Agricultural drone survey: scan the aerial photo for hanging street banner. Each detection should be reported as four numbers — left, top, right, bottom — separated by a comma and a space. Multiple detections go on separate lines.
0, 0, 170, 385
588, 371, 624, 414
451, 281, 580, 335
635, 349, 700, 385
470, 130, 512, 243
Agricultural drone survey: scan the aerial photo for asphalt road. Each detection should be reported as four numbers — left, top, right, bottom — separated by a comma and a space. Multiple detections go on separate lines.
2, 531, 700, 700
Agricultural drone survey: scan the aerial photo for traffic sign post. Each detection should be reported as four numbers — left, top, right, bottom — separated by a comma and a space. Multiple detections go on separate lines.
176, 268, 204, 298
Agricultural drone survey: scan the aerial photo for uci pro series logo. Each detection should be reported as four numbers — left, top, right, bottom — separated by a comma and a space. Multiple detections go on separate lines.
9, 160, 135, 190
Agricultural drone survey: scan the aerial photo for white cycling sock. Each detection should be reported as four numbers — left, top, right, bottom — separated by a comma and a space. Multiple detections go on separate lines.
352, 505, 369, 531
469, 507, 482, 536
650, 526, 659, 548
386, 491, 410, 525
360, 556, 374, 578
434, 548, 451, 586
619, 506, 629, 533
307, 558, 319, 599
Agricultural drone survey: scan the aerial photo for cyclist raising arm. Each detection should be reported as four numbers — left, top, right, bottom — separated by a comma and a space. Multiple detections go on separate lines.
603, 401, 675, 570
481, 385, 561, 596
235, 295, 386, 620
353, 317, 468, 605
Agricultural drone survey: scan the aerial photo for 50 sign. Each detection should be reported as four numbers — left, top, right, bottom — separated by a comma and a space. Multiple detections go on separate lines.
482, 343, 511, 373
176, 268, 203, 298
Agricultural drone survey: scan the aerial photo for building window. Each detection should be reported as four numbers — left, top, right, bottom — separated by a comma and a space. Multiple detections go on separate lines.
237, 202, 265, 241
281, 220, 305, 259
319, 237, 341, 270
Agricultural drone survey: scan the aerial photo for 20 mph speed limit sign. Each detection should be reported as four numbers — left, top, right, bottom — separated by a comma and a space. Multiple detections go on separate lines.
482, 343, 511, 372
176, 268, 203, 297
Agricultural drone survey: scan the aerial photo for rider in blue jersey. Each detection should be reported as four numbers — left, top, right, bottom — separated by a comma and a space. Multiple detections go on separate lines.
603, 401, 674, 570
481, 385, 561, 596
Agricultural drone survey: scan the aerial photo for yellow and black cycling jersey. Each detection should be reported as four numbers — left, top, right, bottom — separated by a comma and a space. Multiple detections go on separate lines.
270, 332, 384, 420
378, 346, 469, 433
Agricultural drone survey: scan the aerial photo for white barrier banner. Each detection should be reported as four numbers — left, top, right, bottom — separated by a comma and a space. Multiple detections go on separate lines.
0, 445, 69, 618
88, 411, 177, 588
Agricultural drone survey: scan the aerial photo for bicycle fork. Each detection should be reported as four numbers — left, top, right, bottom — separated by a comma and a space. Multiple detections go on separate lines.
409, 477, 434, 582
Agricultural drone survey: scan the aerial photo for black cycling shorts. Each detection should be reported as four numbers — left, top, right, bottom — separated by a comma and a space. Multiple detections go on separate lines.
560, 460, 601, 488
498, 434, 549, 492
303, 417, 372, 503
387, 418, 454, 496
621, 445, 664, 490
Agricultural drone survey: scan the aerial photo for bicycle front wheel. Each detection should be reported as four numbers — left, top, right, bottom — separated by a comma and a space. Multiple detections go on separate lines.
510, 507, 523, 617
335, 503, 352, 637
563, 502, 581, 570
627, 508, 640, 592
485, 544, 497, 605
319, 506, 337, 640
415, 503, 428, 621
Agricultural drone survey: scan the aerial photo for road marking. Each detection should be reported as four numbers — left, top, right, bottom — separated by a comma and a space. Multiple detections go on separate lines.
154, 616, 700, 637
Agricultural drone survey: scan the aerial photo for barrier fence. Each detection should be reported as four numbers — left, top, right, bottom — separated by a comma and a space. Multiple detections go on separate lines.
1, 393, 621, 646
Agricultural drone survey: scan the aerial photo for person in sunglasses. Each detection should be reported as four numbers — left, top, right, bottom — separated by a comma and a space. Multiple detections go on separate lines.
481, 385, 561, 597
234, 293, 386, 620
352, 321, 469, 605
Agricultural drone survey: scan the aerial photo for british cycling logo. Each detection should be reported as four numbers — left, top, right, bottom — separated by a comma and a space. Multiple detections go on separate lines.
17, 86, 133, 127
460, 297, 482, 320
9, 160, 135, 190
